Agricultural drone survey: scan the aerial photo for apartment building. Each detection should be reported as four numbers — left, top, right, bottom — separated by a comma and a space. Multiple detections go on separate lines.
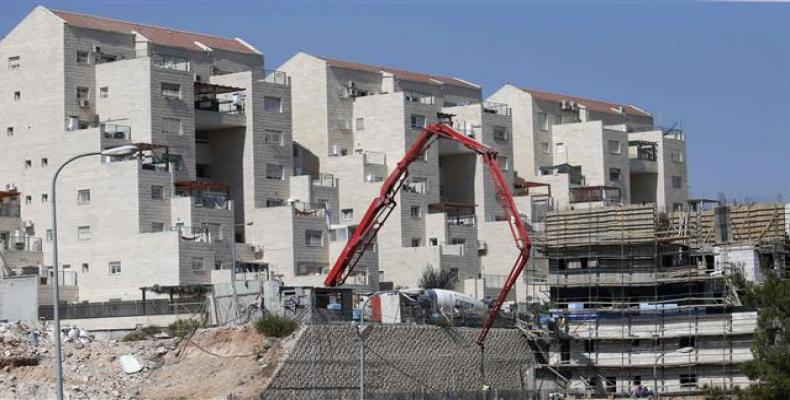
279, 53, 523, 290
0, 7, 318, 301
527, 202, 788, 397
488, 85, 688, 213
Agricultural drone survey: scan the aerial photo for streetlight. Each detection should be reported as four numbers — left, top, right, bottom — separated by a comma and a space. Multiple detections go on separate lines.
50, 144, 139, 400
355, 290, 396, 400
652, 345, 693, 399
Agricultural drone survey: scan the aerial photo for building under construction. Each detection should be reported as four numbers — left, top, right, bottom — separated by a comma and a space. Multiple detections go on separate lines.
527, 202, 788, 397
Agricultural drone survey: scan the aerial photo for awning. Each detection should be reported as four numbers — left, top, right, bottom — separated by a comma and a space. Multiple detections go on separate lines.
194, 82, 245, 96
0, 190, 20, 201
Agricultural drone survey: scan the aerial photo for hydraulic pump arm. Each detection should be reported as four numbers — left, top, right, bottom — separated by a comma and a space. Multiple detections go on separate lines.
324, 123, 531, 345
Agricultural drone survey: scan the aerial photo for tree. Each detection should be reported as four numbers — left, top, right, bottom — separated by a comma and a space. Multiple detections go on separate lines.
738, 272, 790, 400
417, 265, 457, 290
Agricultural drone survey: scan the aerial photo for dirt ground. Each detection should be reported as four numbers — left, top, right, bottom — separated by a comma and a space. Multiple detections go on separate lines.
0, 322, 301, 400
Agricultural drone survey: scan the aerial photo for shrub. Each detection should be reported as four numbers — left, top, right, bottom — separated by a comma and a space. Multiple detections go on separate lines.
168, 318, 201, 338
120, 325, 162, 342
254, 315, 298, 338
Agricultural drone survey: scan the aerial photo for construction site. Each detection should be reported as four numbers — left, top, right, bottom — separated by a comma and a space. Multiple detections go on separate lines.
0, 5, 786, 400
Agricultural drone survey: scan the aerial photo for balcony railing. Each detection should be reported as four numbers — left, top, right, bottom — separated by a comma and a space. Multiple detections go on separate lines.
0, 203, 20, 218
153, 55, 191, 72
195, 98, 244, 114
292, 201, 327, 218
482, 101, 512, 117
312, 173, 338, 188
569, 186, 622, 204
446, 215, 476, 226
1, 235, 42, 252
362, 151, 387, 165
101, 122, 132, 141
404, 92, 435, 105
263, 69, 289, 85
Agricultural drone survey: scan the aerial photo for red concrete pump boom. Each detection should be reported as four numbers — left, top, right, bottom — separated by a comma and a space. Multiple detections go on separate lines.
324, 123, 531, 346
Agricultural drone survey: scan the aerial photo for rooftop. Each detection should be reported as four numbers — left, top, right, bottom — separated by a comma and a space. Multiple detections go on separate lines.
48, 8, 259, 55
522, 87, 651, 118
318, 55, 479, 90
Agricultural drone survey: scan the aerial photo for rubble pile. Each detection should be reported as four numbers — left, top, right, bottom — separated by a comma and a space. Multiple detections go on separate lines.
0, 321, 291, 399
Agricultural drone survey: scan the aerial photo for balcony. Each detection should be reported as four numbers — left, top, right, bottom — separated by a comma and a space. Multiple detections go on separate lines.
0, 191, 20, 218
292, 201, 327, 218
174, 181, 232, 210
629, 140, 658, 174
262, 69, 290, 86
152, 55, 191, 72
404, 91, 435, 105
1, 234, 42, 253
65, 118, 132, 141
539, 164, 584, 186
194, 82, 247, 130
482, 101, 512, 117
569, 186, 621, 204
312, 173, 338, 188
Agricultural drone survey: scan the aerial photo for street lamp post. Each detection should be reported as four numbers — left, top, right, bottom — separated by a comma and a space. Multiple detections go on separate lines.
50, 145, 139, 400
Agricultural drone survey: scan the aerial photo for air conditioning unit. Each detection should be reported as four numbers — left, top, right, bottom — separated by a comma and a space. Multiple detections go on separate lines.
79, 99, 90, 108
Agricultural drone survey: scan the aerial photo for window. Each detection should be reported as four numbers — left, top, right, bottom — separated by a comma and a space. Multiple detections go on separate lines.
77, 226, 91, 241
410, 206, 422, 218
6, 127, 13, 137
151, 222, 165, 233
162, 118, 182, 135
451, 238, 466, 245
24, 159, 31, 169
555, 142, 565, 153
584, 339, 596, 353
673, 202, 684, 212
99, 87, 109, 98
25, 196, 31, 205
266, 164, 284, 180
8, 56, 20, 70
264, 129, 283, 145
541, 142, 550, 154
680, 374, 697, 388
305, 230, 323, 247
672, 176, 684, 189
77, 189, 91, 204
411, 238, 421, 247
608, 140, 621, 154
77, 86, 89, 101
679, 336, 696, 349
13, 91, 20, 101
81, 263, 89, 273
632, 376, 641, 386
342, 209, 354, 221
404, 177, 428, 194
266, 198, 284, 207
410, 114, 426, 129
671, 151, 685, 163
41, 194, 48, 204
429, 238, 438, 246
46, 230, 53, 242
109, 261, 121, 275
356, 117, 364, 131
191, 257, 204, 272
62, 264, 71, 270
263, 96, 282, 112
41, 158, 48, 167
498, 156, 509, 171
151, 185, 164, 200
609, 168, 622, 182
296, 262, 327, 276
493, 126, 508, 141
537, 112, 549, 131
76, 51, 89, 65
161, 82, 181, 99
